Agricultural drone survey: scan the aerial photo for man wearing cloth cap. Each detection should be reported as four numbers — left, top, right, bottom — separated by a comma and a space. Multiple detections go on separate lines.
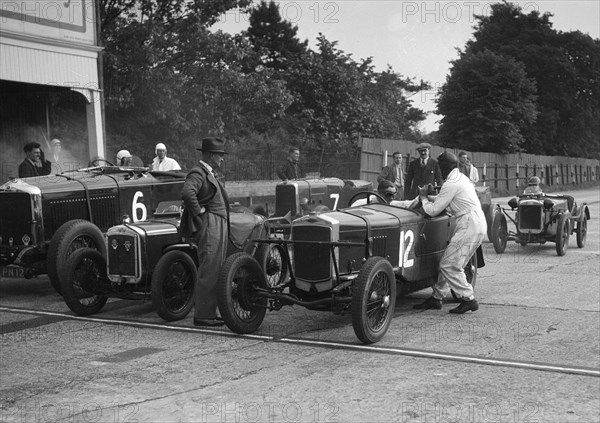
413, 151, 486, 314
150, 143, 181, 171
180, 137, 229, 327
403, 142, 442, 200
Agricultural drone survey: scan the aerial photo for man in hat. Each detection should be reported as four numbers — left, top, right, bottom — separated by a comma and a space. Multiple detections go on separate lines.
150, 143, 181, 171
403, 142, 442, 200
49, 138, 81, 173
413, 151, 486, 314
18, 142, 51, 178
377, 152, 404, 200
180, 137, 229, 327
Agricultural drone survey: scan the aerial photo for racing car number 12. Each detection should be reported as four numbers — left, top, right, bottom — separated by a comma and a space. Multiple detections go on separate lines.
399, 230, 415, 268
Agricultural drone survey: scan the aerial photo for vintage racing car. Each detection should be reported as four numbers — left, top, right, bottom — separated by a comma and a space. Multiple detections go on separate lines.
59, 203, 276, 321
216, 191, 482, 344
490, 191, 590, 256
0, 166, 185, 293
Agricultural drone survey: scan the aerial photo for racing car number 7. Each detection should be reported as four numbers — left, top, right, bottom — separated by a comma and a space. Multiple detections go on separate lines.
398, 230, 415, 268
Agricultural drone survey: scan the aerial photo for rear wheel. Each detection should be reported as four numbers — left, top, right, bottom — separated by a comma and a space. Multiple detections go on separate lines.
151, 250, 196, 322
352, 257, 396, 344
254, 243, 289, 287
555, 214, 570, 256
576, 216, 587, 248
48, 220, 106, 294
483, 204, 494, 242
60, 248, 108, 315
491, 208, 508, 254
217, 253, 268, 334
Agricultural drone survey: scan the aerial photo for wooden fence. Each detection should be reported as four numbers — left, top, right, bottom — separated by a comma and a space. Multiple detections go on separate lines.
361, 138, 600, 195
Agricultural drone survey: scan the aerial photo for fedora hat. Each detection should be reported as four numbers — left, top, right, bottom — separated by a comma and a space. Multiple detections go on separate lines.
196, 137, 228, 154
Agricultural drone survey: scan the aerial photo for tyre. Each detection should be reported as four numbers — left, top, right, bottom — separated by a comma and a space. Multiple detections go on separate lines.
491, 208, 508, 254
254, 243, 289, 287
555, 214, 570, 256
47, 220, 106, 295
483, 204, 494, 242
576, 216, 587, 248
351, 257, 396, 344
151, 250, 197, 322
217, 253, 268, 334
451, 253, 478, 300
60, 248, 108, 315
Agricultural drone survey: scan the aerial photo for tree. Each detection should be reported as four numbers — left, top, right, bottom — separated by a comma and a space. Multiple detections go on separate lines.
437, 49, 538, 153
440, 1, 600, 156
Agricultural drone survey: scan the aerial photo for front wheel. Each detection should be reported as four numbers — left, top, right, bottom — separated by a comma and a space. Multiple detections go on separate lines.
555, 214, 570, 256
151, 250, 197, 322
217, 253, 268, 334
352, 257, 396, 344
576, 216, 587, 248
60, 248, 108, 316
491, 208, 508, 254
254, 243, 289, 287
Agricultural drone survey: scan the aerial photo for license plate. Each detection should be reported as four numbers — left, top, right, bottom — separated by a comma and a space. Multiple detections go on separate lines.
0, 266, 25, 278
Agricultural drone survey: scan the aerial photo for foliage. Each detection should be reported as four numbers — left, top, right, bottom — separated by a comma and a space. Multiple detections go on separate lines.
437, 1, 600, 157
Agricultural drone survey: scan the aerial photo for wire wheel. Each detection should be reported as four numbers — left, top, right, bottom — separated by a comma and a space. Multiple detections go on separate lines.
151, 250, 197, 321
61, 248, 108, 316
555, 214, 570, 256
217, 253, 268, 334
576, 216, 587, 248
255, 243, 289, 287
352, 257, 396, 344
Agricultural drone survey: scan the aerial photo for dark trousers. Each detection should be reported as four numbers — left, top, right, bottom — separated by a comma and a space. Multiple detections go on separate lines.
193, 213, 228, 319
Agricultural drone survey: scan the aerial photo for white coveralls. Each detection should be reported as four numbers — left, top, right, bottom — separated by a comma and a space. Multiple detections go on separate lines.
421, 168, 487, 300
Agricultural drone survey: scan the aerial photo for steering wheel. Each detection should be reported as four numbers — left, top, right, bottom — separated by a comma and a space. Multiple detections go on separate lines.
90, 158, 115, 167
348, 191, 388, 207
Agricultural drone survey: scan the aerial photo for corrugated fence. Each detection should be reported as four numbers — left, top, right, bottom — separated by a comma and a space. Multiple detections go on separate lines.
361, 138, 600, 195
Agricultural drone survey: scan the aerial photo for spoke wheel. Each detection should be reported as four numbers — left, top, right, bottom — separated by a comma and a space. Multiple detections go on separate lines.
352, 257, 396, 344
254, 243, 289, 287
491, 208, 508, 254
555, 214, 570, 256
61, 248, 108, 315
151, 250, 197, 321
217, 253, 268, 334
48, 220, 106, 294
576, 216, 587, 248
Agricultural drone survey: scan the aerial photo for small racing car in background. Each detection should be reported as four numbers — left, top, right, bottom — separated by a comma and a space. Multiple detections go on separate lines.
490, 192, 590, 256
217, 190, 482, 344
60, 202, 275, 321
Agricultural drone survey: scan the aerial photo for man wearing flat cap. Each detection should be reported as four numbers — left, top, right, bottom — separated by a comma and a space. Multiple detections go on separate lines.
180, 137, 229, 327
403, 142, 442, 200
150, 143, 181, 171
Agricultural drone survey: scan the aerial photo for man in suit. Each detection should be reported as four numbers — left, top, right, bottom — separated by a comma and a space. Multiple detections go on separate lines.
180, 137, 230, 327
377, 151, 404, 200
403, 142, 442, 200
277, 146, 305, 180
458, 151, 479, 184
18, 142, 51, 178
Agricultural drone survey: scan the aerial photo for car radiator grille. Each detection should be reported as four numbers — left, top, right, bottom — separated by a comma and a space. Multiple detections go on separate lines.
519, 205, 543, 230
0, 192, 33, 246
107, 234, 138, 277
293, 225, 332, 282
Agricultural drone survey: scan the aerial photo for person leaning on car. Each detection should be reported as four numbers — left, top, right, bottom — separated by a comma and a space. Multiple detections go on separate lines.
180, 137, 230, 327
18, 142, 51, 178
413, 151, 487, 314
377, 151, 404, 200
403, 143, 442, 200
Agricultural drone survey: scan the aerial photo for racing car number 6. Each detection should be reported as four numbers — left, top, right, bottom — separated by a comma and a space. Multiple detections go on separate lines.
399, 230, 415, 268
132, 191, 147, 222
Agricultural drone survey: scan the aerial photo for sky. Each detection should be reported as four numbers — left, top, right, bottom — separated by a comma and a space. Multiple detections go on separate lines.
214, 0, 600, 133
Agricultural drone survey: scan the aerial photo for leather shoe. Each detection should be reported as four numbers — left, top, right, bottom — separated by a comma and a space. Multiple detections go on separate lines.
193, 318, 225, 327
413, 296, 442, 310
449, 299, 479, 314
